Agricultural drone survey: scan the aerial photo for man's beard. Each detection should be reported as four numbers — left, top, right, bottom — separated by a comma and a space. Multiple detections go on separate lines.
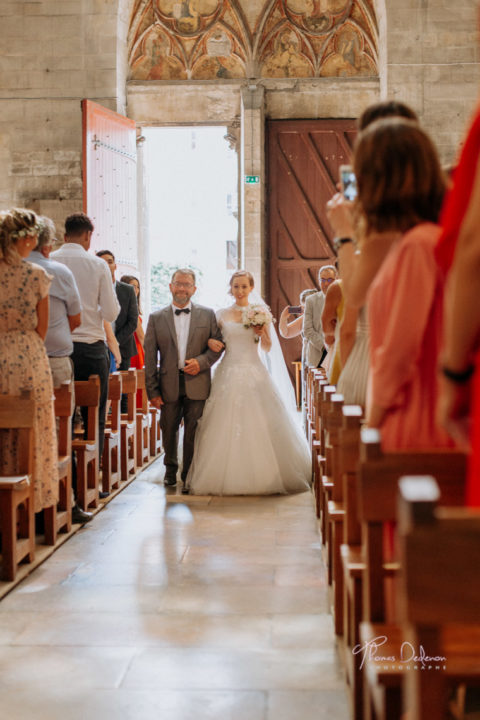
172, 293, 189, 306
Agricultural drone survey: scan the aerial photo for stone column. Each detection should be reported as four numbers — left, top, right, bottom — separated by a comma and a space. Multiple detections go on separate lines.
240, 84, 266, 293
136, 132, 150, 319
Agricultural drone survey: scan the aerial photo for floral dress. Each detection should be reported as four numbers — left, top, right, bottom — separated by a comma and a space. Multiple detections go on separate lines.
0, 260, 59, 511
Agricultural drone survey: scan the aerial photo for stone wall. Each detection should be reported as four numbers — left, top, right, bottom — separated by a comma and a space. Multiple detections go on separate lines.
380, 0, 480, 163
0, 0, 129, 233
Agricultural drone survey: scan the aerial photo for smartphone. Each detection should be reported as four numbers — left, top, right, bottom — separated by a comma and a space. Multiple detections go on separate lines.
340, 164, 357, 202
288, 306, 302, 315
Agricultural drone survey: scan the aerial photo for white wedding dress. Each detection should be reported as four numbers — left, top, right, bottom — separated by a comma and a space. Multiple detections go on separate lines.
187, 309, 311, 495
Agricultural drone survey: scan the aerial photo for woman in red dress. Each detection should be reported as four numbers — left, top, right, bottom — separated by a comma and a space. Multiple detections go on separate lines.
436, 104, 480, 507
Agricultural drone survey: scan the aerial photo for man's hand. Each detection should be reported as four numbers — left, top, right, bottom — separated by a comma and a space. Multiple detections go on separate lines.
184, 358, 200, 375
150, 395, 164, 409
208, 338, 224, 352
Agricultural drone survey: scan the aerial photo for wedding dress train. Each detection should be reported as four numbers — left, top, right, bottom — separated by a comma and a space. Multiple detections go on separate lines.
188, 314, 311, 495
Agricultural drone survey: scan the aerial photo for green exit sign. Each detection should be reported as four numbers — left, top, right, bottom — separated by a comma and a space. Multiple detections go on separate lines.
245, 175, 260, 184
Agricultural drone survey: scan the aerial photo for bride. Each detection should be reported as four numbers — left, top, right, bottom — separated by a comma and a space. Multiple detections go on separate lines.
187, 270, 311, 495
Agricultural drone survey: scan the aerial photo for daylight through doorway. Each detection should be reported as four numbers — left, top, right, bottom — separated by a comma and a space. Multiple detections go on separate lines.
144, 126, 238, 314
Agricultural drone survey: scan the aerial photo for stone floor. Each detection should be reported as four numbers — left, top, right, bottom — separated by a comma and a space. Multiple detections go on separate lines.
0, 459, 349, 720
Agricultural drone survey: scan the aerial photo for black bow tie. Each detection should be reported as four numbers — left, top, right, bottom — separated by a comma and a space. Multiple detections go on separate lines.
175, 308, 190, 315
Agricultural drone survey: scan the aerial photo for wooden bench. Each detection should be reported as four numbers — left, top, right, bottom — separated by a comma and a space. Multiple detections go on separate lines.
73, 375, 100, 511
338, 405, 364, 719
135, 369, 151, 468
44, 381, 74, 544
120, 369, 137, 480
102, 372, 122, 494
318, 385, 337, 546
0, 390, 36, 581
398, 476, 480, 720
149, 400, 162, 459
356, 431, 467, 720
312, 375, 328, 516
325, 393, 346, 635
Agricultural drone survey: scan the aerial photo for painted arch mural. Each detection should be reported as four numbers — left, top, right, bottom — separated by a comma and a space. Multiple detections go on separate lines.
128, 0, 378, 80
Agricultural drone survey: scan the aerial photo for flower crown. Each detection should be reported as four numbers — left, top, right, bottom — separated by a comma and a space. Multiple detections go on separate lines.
10, 225, 40, 240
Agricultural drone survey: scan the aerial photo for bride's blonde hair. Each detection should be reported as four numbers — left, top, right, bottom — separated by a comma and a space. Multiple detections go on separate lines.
229, 270, 254, 293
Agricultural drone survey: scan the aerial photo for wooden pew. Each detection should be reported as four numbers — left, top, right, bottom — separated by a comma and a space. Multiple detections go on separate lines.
325, 392, 346, 635
0, 390, 35, 581
44, 381, 73, 544
338, 405, 364, 719
102, 372, 122, 494
356, 431, 467, 720
149, 401, 162, 459
135, 369, 151, 468
312, 375, 328, 517
398, 476, 480, 720
318, 385, 336, 546
73, 375, 100, 511
120, 369, 137, 481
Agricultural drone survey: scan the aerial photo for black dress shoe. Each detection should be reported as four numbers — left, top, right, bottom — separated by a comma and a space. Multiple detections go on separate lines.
181, 484, 190, 495
72, 505, 94, 524
164, 476, 177, 486
99, 491, 109, 499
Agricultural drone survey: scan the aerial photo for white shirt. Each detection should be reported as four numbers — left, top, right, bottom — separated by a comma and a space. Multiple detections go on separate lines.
52, 242, 120, 344
172, 302, 192, 369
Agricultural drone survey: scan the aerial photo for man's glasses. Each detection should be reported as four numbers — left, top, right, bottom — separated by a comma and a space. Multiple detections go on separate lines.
172, 281, 194, 288
320, 277, 335, 284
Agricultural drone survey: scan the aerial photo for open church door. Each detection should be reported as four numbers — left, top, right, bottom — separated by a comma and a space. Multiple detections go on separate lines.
266, 119, 357, 382
82, 99, 138, 275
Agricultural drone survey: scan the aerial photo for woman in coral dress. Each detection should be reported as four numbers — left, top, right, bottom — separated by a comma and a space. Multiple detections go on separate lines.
353, 118, 453, 451
0, 209, 59, 512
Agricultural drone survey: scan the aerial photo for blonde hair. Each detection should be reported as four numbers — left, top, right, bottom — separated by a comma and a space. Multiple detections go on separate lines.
229, 270, 255, 293
0, 208, 39, 264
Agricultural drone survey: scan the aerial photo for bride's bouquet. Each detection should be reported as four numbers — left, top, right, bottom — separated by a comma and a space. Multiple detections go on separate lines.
242, 304, 273, 343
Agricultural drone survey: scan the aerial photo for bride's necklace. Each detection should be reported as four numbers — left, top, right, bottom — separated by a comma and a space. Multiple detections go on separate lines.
233, 303, 249, 310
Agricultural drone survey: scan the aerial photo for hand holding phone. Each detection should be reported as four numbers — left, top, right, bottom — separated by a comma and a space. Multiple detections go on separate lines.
288, 306, 303, 315
340, 164, 357, 202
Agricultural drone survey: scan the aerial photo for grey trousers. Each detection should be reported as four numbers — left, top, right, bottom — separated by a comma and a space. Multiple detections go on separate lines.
160, 378, 205, 482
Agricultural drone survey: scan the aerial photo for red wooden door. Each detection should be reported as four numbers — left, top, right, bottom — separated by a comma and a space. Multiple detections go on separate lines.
82, 100, 138, 273
266, 119, 357, 378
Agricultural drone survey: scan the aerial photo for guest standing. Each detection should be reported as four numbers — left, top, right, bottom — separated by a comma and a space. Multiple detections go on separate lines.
302, 266, 337, 368
353, 118, 452, 450
52, 214, 119, 466
96, 251, 138, 371
0, 208, 59, 512
436, 103, 480, 506
28, 216, 82, 388
120, 274, 145, 369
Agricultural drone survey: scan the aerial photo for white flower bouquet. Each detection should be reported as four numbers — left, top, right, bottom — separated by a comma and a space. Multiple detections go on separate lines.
242, 304, 273, 343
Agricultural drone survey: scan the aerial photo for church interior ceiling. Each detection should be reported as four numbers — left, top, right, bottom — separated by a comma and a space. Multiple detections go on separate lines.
128, 0, 378, 81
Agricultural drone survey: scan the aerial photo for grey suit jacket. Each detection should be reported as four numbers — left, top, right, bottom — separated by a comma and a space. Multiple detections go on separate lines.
144, 303, 223, 402
302, 291, 326, 367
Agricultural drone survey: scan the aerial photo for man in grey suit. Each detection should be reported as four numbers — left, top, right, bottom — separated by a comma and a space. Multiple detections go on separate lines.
144, 268, 223, 492
302, 265, 337, 367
